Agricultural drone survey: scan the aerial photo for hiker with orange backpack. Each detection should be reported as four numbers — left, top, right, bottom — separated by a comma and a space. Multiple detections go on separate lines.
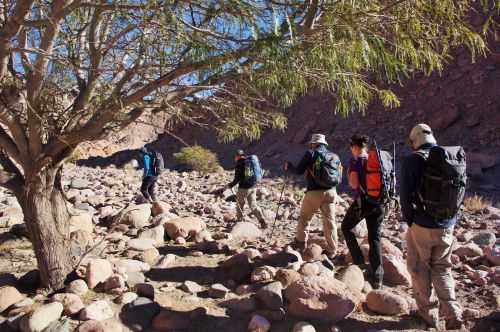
341, 135, 394, 289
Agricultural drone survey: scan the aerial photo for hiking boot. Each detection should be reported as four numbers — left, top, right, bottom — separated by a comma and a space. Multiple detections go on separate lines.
445, 317, 464, 330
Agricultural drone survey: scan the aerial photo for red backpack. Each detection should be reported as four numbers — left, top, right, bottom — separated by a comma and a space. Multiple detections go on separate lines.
364, 143, 395, 203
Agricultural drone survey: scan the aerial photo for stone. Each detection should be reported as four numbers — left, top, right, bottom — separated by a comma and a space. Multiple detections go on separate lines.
155, 254, 176, 268
486, 246, 500, 266
18, 270, 40, 292
69, 213, 93, 234
221, 297, 257, 313
135, 283, 155, 300
383, 255, 412, 286
292, 321, 316, 332
128, 238, 155, 251
115, 292, 138, 305
151, 309, 191, 331
366, 290, 409, 315
43, 318, 70, 332
70, 230, 93, 247
284, 276, 362, 323
181, 281, 203, 294
256, 281, 283, 310
118, 204, 151, 229
275, 269, 301, 288
86, 259, 113, 289
52, 293, 84, 315
80, 301, 113, 321
303, 244, 323, 262
300, 262, 321, 277
125, 272, 146, 288
112, 259, 150, 273
151, 201, 171, 217
248, 314, 271, 332
19, 302, 63, 332
0, 286, 24, 313
454, 243, 484, 259
251, 266, 277, 283
337, 265, 365, 293
77, 320, 104, 332
471, 232, 496, 247
241, 248, 262, 260
194, 229, 213, 243
208, 283, 230, 299
219, 254, 253, 283
138, 226, 164, 246
175, 237, 186, 245
71, 178, 89, 189
163, 217, 206, 240
230, 222, 262, 240
67, 279, 89, 296
137, 248, 160, 265
13, 298, 34, 309
104, 274, 126, 292
120, 297, 161, 331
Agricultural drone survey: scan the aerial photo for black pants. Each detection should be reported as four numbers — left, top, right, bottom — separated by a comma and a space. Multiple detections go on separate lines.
141, 176, 157, 202
341, 196, 385, 282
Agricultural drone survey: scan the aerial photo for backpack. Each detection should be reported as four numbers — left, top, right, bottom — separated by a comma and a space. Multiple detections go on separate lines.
309, 150, 342, 189
150, 151, 164, 176
243, 155, 263, 186
417, 146, 467, 220
365, 144, 395, 203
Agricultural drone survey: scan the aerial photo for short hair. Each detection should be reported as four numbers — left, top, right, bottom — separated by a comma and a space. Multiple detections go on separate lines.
235, 149, 245, 156
350, 134, 370, 148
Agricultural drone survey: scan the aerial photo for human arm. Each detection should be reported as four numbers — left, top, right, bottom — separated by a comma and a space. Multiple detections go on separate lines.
286, 150, 314, 175
400, 154, 424, 225
227, 160, 243, 188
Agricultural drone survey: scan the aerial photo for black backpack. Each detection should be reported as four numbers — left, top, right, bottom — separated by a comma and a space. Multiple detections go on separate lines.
150, 151, 164, 176
417, 146, 467, 219
309, 150, 342, 189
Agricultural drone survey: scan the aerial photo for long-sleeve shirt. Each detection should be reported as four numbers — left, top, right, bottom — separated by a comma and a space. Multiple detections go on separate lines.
400, 144, 456, 229
228, 158, 254, 189
143, 153, 153, 177
288, 144, 329, 191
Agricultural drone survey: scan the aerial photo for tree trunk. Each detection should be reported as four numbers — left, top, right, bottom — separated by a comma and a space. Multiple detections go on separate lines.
18, 166, 73, 290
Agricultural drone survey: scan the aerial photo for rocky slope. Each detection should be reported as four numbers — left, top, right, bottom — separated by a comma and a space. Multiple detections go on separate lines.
0, 164, 499, 332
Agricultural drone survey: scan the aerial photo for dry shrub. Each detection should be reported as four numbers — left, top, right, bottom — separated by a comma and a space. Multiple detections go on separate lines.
463, 194, 491, 213
173, 145, 220, 174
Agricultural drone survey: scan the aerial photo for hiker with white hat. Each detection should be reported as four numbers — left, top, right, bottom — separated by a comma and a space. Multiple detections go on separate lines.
284, 134, 343, 257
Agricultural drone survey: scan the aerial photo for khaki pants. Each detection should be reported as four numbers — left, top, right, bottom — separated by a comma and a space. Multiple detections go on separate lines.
296, 189, 338, 254
406, 223, 462, 321
236, 188, 265, 222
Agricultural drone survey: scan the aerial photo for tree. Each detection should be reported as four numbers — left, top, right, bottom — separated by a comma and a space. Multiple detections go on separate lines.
0, 0, 496, 290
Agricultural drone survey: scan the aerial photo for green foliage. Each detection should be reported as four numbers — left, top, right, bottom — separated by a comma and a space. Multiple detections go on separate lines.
65, 149, 83, 164
173, 145, 221, 174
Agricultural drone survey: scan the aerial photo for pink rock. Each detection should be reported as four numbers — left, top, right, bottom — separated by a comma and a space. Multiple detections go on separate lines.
164, 217, 206, 240
151, 201, 171, 217
0, 286, 24, 313
454, 243, 483, 259
383, 255, 412, 287
366, 290, 409, 315
248, 314, 271, 332
303, 244, 323, 262
485, 246, 500, 266
52, 293, 84, 315
86, 259, 113, 289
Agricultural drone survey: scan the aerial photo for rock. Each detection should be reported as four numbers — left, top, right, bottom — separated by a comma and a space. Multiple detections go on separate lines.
86, 259, 113, 289
19, 302, 63, 332
292, 322, 316, 332
13, 298, 34, 309
175, 237, 186, 245
275, 269, 301, 288
300, 262, 321, 277
468, 152, 499, 170
69, 213, 93, 234
18, 270, 41, 292
137, 248, 160, 265
151, 202, 171, 217
138, 226, 164, 246
120, 297, 161, 331
43, 318, 70, 332
104, 275, 126, 292
471, 232, 496, 247
219, 254, 253, 283
181, 281, 203, 294
383, 255, 412, 286
284, 276, 362, 322
67, 279, 89, 296
163, 217, 206, 240
366, 290, 409, 315
118, 204, 151, 229
128, 238, 155, 251
251, 266, 277, 283
0, 286, 24, 313
337, 265, 365, 293
71, 178, 89, 189
77, 320, 104, 332
151, 309, 191, 331
52, 293, 84, 315
194, 229, 213, 243
248, 314, 271, 332
125, 272, 146, 288
112, 259, 150, 273
463, 308, 481, 320
135, 283, 155, 300
303, 244, 323, 262
221, 297, 257, 313
70, 230, 93, 247
454, 243, 484, 259
115, 292, 138, 305
155, 254, 176, 268
230, 222, 262, 240
208, 284, 230, 299
256, 282, 283, 310
486, 246, 500, 266
80, 301, 113, 321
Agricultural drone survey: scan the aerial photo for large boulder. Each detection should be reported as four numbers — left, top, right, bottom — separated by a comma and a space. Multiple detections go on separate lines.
383, 255, 412, 287
138, 225, 165, 246
230, 222, 262, 240
337, 265, 365, 293
117, 204, 151, 229
454, 243, 483, 259
284, 276, 362, 322
366, 290, 409, 315
20, 302, 63, 332
0, 286, 24, 312
163, 217, 206, 240
69, 213, 93, 234
256, 281, 283, 310
471, 232, 496, 247
86, 259, 113, 289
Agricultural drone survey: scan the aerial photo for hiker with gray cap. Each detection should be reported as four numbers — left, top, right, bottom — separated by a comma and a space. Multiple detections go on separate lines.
284, 134, 343, 258
401, 123, 466, 330
226, 149, 267, 228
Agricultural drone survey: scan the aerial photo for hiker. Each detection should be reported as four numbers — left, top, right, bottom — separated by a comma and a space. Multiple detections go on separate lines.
226, 150, 267, 228
401, 124, 466, 330
341, 134, 387, 289
284, 134, 342, 257
139, 146, 160, 203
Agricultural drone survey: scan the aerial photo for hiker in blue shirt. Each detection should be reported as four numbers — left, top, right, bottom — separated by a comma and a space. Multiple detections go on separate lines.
140, 146, 157, 203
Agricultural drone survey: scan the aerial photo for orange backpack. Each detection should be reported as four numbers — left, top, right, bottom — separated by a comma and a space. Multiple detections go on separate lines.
364, 144, 395, 202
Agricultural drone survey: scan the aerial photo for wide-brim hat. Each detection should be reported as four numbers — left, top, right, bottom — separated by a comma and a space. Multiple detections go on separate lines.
310, 134, 328, 146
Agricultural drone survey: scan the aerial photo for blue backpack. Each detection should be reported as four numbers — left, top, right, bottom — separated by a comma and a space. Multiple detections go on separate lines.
243, 155, 263, 186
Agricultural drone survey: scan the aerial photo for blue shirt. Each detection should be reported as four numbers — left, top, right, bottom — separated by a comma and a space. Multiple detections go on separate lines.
143, 154, 153, 177
400, 144, 456, 229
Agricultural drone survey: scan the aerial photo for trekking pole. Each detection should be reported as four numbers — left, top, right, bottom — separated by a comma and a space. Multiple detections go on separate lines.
270, 169, 288, 238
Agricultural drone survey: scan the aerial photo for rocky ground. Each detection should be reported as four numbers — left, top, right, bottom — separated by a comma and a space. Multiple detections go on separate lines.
0, 164, 499, 332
